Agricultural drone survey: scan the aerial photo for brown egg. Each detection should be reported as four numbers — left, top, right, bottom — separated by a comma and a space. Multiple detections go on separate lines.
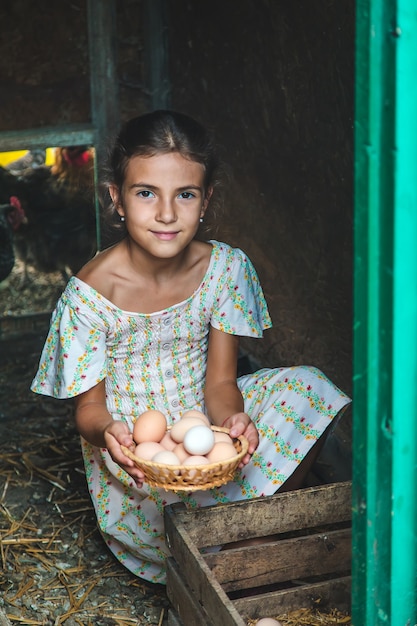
181, 409, 211, 425
134, 441, 165, 461
160, 431, 177, 451
183, 455, 210, 466
213, 431, 234, 444
170, 417, 205, 443
206, 442, 237, 463
182, 455, 209, 478
173, 443, 189, 463
133, 410, 167, 444
152, 450, 181, 475
152, 450, 181, 464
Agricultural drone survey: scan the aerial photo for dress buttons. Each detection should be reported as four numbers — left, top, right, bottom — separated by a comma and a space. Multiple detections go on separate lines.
163, 318, 171, 326
165, 369, 173, 378
171, 399, 179, 408
162, 343, 170, 350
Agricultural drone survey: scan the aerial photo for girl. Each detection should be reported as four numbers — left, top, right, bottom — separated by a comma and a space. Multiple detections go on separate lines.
31, 110, 350, 584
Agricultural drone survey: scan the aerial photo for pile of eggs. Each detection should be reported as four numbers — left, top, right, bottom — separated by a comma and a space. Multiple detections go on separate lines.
132, 409, 238, 469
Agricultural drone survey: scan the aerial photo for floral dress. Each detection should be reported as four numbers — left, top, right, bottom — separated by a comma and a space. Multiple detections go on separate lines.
31, 240, 351, 584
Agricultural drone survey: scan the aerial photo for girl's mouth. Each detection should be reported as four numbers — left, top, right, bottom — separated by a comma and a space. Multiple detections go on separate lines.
152, 231, 179, 241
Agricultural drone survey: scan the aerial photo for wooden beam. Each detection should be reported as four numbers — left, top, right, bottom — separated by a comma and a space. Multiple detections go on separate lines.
0, 124, 96, 152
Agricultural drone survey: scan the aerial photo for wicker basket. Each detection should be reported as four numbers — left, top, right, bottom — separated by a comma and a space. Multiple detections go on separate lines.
121, 426, 249, 491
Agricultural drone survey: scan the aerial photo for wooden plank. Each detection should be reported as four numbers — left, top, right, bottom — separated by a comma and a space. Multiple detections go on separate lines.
167, 609, 184, 626
233, 576, 352, 620
204, 527, 351, 591
167, 482, 352, 547
165, 510, 246, 626
0, 124, 96, 151
165, 484, 352, 625
166, 557, 214, 626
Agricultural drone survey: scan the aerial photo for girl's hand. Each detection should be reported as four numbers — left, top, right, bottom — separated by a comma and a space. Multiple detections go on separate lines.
221, 412, 259, 467
103, 420, 145, 488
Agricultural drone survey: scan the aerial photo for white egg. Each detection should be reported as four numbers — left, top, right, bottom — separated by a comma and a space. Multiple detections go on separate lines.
256, 619, 282, 626
183, 425, 215, 456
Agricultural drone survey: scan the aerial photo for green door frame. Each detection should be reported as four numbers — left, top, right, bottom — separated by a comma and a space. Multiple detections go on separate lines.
353, 1, 417, 623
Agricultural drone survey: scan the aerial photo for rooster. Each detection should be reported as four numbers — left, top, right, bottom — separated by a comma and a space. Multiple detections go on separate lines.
0, 146, 97, 284
0, 197, 26, 283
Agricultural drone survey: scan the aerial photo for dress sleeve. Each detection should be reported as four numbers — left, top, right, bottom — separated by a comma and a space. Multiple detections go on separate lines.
31, 288, 108, 399
211, 247, 273, 337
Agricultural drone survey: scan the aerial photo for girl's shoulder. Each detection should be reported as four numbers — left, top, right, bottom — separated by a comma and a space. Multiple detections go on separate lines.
76, 242, 124, 299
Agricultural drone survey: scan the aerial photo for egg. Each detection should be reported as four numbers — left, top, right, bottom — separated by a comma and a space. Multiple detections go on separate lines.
152, 450, 181, 475
133, 410, 167, 444
173, 443, 189, 463
159, 431, 177, 451
182, 455, 209, 478
184, 455, 209, 465
213, 431, 234, 444
183, 425, 215, 455
181, 409, 211, 425
170, 417, 205, 443
206, 441, 237, 463
256, 619, 282, 626
134, 441, 165, 461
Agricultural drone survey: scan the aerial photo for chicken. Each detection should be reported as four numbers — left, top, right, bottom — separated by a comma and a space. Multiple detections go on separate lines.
0, 146, 97, 284
0, 197, 26, 283
5, 149, 46, 175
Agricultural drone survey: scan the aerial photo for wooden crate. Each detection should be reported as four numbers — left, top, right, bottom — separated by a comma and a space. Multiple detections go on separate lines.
164, 481, 351, 626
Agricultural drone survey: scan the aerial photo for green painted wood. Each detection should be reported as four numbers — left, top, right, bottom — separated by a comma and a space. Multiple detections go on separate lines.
354, 1, 417, 623
391, 2, 417, 622
353, 0, 395, 623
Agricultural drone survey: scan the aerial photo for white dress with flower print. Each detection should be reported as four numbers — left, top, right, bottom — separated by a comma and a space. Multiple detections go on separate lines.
31, 240, 350, 584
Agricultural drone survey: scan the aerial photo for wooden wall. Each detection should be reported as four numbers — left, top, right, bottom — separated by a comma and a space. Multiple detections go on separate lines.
167, 1, 354, 400
0, 0, 354, 401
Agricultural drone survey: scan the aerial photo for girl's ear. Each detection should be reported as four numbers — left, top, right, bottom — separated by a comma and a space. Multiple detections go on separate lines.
201, 186, 213, 216
109, 185, 124, 216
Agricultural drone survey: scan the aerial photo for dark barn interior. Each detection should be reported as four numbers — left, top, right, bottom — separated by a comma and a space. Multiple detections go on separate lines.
0, 1, 354, 623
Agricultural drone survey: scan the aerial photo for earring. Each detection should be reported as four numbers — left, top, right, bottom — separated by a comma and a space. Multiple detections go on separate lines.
120, 215, 125, 222
199, 217, 204, 223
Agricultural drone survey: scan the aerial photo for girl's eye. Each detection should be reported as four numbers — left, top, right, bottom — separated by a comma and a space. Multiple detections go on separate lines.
179, 191, 195, 199
137, 190, 154, 198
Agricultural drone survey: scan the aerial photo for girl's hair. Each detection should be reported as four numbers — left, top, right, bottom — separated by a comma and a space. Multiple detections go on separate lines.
100, 110, 224, 245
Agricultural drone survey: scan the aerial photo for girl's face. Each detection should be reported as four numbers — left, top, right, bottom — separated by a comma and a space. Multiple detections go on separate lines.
111, 152, 210, 259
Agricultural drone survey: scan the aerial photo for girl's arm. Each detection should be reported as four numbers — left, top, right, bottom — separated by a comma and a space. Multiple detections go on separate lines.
74, 379, 145, 486
204, 327, 259, 463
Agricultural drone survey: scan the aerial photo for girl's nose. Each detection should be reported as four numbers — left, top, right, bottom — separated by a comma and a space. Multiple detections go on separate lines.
156, 199, 177, 223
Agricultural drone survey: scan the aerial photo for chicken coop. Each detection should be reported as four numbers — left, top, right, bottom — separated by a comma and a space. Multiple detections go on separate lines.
0, 0, 416, 625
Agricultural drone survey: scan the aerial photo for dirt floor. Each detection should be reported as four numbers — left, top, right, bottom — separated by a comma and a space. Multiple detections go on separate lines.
0, 264, 170, 625
0, 262, 352, 626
